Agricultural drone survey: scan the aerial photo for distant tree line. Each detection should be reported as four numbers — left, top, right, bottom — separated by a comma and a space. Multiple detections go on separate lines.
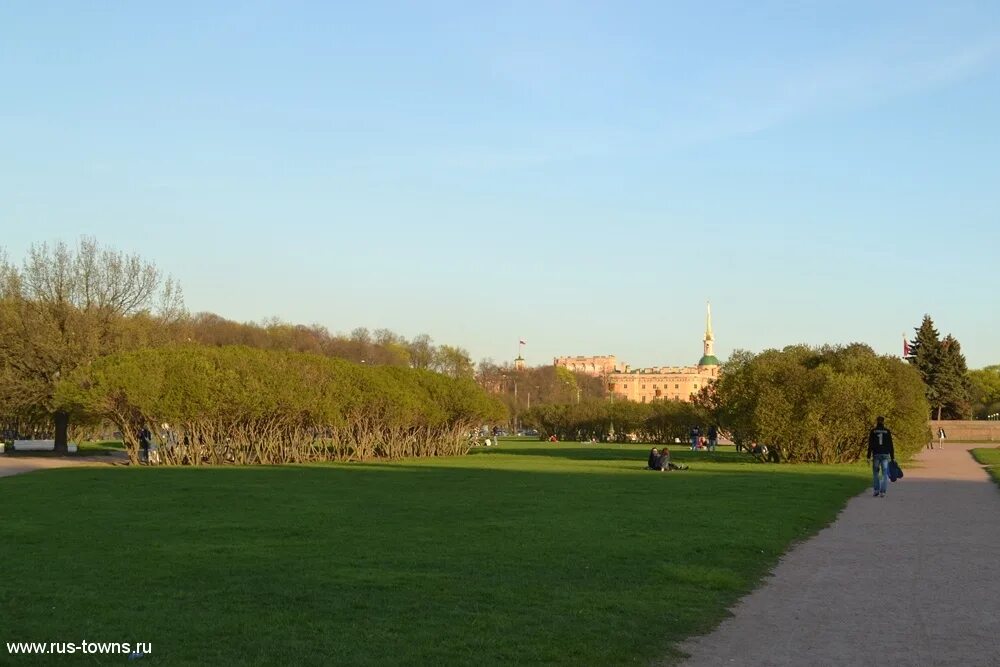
57, 346, 504, 465
523, 344, 930, 463
475, 361, 606, 426
184, 315, 476, 379
0, 239, 491, 454
522, 399, 704, 444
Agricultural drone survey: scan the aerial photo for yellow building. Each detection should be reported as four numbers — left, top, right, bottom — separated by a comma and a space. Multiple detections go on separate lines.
553, 355, 622, 375
555, 305, 721, 404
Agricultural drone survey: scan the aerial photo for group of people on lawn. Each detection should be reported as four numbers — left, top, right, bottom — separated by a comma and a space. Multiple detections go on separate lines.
688, 425, 719, 451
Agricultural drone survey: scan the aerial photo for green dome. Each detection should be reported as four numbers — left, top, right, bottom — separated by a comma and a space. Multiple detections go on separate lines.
698, 355, 720, 367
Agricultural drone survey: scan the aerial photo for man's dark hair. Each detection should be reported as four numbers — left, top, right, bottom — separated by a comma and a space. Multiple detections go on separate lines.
876, 416, 885, 424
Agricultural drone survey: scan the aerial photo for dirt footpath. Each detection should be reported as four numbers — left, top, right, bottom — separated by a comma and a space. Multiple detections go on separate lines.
0, 455, 114, 478
676, 443, 1000, 667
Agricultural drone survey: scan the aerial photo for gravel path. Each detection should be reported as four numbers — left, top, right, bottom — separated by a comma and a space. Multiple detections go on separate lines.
676, 443, 1000, 667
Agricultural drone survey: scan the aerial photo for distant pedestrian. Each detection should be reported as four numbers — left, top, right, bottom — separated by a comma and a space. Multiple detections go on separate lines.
707, 425, 718, 452
936, 427, 946, 450
138, 426, 152, 464
689, 425, 701, 451
866, 416, 895, 498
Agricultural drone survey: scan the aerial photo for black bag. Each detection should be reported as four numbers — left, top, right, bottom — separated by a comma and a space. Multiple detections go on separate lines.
889, 460, 904, 482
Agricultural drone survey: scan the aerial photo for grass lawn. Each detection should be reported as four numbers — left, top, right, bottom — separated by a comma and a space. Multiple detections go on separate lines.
971, 448, 1000, 486
76, 440, 125, 455
1, 441, 867, 665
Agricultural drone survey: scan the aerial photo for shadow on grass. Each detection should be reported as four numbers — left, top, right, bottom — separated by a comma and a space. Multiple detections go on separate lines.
470, 443, 758, 465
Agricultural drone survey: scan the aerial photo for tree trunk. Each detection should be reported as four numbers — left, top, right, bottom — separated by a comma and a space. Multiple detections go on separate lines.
53, 411, 69, 454
936, 405, 942, 421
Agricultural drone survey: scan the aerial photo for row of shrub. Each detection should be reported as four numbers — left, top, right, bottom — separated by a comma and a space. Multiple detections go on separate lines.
57, 345, 506, 465
706, 344, 930, 463
522, 399, 706, 444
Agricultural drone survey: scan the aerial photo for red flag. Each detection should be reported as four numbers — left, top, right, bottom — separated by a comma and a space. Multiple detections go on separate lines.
903, 337, 910, 357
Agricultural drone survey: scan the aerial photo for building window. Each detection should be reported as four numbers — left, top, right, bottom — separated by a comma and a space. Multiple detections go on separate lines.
675, 384, 679, 389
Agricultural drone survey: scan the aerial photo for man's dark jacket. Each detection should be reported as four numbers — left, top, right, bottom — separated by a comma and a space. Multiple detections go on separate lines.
867, 425, 895, 460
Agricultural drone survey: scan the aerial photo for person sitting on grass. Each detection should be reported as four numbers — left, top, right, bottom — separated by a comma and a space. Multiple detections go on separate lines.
655, 447, 688, 471
656, 447, 671, 470
647, 448, 660, 469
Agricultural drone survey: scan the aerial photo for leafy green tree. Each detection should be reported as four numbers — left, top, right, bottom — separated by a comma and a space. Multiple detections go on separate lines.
0, 239, 182, 451
434, 345, 475, 379
711, 344, 928, 462
969, 365, 1000, 419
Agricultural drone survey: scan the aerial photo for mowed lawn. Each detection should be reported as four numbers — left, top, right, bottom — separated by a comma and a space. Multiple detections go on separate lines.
1, 442, 867, 666
971, 448, 1000, 486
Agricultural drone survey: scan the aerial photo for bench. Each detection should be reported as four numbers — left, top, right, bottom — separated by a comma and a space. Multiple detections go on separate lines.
4, 440, 78, 454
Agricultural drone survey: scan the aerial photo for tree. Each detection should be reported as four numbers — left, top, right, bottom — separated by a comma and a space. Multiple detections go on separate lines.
0, 239, 183, 452
907, 315, 972, 419
710, 344, 928, 463
936, 336, 972, 419
433, 345, 474, 379
969, 365, 1000, 419
407, 334, 436, 370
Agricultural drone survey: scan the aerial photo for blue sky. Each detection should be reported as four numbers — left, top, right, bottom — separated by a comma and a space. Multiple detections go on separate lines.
2, 1, 998, 368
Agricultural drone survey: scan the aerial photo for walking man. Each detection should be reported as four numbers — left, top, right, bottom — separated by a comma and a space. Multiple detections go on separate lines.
707, 424, 718, 452
689, 425, 701, 451
866, 416, 895, 498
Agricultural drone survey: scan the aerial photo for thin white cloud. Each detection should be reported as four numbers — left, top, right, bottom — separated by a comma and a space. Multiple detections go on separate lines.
656, 32, 1000, 146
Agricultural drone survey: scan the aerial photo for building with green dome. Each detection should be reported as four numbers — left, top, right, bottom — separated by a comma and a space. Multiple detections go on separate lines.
698, 302, 721, 368
555, 304, 722, 404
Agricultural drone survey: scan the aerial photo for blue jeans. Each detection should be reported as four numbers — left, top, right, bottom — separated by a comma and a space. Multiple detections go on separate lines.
872, 454, 890, 494
690, 437, 698, 450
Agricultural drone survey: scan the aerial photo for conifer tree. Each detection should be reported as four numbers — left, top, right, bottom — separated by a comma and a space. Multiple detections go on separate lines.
938, 335, 972, 419
907, 315, 972, 420
908, 315, 942, 415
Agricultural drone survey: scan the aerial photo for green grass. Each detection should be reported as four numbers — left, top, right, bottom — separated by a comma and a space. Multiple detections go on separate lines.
76, 440, 125, 455
0, 441, 867, 666
971, 447, 1000, 486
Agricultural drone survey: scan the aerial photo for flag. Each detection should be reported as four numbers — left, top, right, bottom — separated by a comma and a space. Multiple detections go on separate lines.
903, 335, 910, 358
519, 339, 526, 345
